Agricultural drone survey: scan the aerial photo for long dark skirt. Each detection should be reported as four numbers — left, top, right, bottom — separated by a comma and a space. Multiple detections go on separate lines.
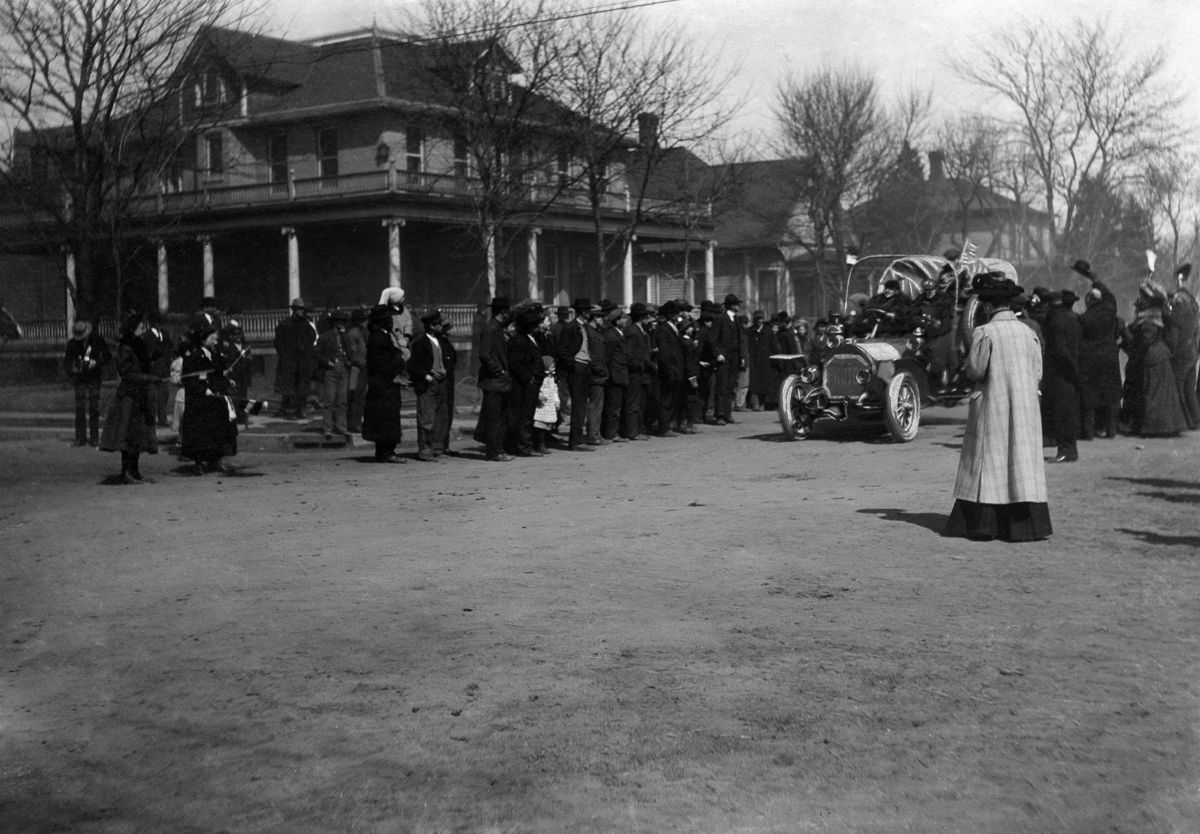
99, 393, 158, 455
180, 394, 238, 461
945, 499, 1052, 542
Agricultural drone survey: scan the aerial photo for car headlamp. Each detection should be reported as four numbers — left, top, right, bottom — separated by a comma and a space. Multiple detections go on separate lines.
855, 369, 871, 385
799, 364, 819, 384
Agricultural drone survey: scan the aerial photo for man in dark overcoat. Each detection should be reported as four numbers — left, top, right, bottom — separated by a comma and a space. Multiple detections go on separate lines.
274, 298, 318, 419
621, 302, 653, 440
712, 293, 746, 424
746, 310, 774, 410
1043, 290, 1083, 462
653, 300, 686, 437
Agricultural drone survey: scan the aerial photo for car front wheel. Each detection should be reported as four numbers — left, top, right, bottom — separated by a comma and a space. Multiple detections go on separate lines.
777, 374, 812, 440
884, 371, 921, 442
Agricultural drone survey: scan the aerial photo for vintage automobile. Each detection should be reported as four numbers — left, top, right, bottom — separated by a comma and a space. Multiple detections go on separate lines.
775, 253, 1018, 442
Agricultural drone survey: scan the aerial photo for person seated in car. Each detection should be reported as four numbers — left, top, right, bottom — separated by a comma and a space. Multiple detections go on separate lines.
853, 278, 911, 336
914, 275, 957, 389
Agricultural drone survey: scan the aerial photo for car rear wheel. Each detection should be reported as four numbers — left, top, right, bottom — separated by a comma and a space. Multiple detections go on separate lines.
777, 374, 811, 440
884, 371, 921, 442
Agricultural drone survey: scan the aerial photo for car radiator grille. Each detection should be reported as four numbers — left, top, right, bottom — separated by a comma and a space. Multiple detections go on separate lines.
824, 355, 870, 398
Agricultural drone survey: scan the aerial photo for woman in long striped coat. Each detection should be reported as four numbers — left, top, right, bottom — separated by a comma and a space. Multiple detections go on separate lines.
946, 274, 1053, 542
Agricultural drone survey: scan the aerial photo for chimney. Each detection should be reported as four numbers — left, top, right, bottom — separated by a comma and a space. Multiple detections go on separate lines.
928, 150, 945, 181
637, 112, 660, 150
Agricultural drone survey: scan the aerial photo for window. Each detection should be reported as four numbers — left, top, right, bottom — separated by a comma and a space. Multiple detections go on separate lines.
317, 128, 338, 179
541, 244, 559, 278
204, 132, 223, 177
268, 135, 288, 184
405, 127, 423, 179
193, 66, 226, 107
453, 133, 470, 179
556, 149, 569, 189
161, 152, 184, 193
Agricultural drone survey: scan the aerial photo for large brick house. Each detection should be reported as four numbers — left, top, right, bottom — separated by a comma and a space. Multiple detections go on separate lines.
1, 24, 712, 342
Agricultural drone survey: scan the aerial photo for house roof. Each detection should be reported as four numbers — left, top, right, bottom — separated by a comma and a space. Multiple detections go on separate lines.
194, 26, 576, 126
710, 159, 812, 250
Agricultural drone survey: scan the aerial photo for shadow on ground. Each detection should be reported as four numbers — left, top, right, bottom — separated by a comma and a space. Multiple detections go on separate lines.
1116, 528, 1200, 549
856, 507, 947, 534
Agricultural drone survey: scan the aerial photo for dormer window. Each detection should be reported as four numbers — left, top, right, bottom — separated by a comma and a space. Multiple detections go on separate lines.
193, 65, 227, 107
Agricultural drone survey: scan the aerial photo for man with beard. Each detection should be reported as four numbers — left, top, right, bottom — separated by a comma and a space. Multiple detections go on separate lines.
1042, 290, 1082, 462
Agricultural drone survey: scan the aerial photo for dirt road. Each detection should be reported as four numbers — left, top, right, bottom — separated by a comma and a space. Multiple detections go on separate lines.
2, 408, 1198, 832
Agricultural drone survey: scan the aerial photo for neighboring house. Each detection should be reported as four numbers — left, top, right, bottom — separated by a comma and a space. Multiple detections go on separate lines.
0, 25, 708, 331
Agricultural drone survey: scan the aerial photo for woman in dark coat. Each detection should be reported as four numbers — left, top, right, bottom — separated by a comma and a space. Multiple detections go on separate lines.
361, 304, 407, 463
100, 311, 163, 483
1136, 310, 1188, 437
179, 314, 238, 473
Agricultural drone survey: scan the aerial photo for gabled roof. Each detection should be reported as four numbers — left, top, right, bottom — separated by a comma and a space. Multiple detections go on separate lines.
710, 159, 812, 249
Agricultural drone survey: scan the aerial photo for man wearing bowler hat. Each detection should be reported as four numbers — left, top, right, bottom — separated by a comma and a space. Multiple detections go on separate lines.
711, 293, 746, 424
409, 308, 452, 461
555, 297, 600, 450
274, 297, 318, 420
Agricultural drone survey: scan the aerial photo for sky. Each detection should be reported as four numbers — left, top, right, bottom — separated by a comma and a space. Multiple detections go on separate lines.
257, 0, 1200, 158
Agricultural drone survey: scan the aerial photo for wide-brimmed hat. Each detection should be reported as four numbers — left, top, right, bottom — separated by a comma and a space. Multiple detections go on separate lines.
489, 296, 511, 312
659, 300, 680, 318
71, 320, 91, 339
597, 298, 617, 314
289, 297, 309, 310
972, 271, 1023, 303
629, 302, 649, 320
189, 312, 218, 338
1071, 259, 1096, 280
571, 297, 594, 313
773, 311, 791, 324
1060, 289, 1079, 308
369, 304, 395, 326
329, 308, 350, 323
723, 293, 742, 307
515, 305, 545, 330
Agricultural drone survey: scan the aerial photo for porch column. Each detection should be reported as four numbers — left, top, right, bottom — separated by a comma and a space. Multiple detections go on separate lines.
622, 236, 635, 307
64, 248, 76, 334
526, 227, 540, 301
486, 229, 497, 300
156, 240, 169, 313
199, 235, 215, 299
383, 218, 405, 290
281, 226, 300, 302
704, 240, 716, 302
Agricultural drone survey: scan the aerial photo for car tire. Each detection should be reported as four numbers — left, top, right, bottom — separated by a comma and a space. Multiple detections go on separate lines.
777, 374, 811, 440
884, 371, 921, 442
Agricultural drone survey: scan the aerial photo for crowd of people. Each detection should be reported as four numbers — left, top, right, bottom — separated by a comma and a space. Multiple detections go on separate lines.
62, 251, 1198, 481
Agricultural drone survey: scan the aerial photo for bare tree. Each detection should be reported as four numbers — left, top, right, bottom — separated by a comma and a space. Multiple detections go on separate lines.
548, 4, 739, 299
774, 64, 928, 313
405, 0, 578, 301
1139, 151, 1200, 269
951, 17, 1182, 271
0, 0, 252, 315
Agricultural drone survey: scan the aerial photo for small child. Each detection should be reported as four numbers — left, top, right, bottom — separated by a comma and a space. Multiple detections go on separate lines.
532, 355, 559, 454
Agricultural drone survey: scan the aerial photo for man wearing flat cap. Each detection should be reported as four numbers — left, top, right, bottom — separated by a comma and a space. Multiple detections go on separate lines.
711, 293, 746, 425
1166, 263, 1200, 428
274, 297, 318, 420
409, 309, 452, 460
